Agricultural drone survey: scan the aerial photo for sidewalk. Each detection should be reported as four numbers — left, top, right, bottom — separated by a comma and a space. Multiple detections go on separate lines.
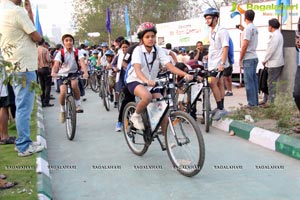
209, 86, 300, 161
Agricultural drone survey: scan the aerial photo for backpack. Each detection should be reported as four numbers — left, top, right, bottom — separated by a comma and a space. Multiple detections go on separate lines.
60, 48, 81, 70
228, 37, 234, 65
258, 67, 268, 94
124, 44, 157, 84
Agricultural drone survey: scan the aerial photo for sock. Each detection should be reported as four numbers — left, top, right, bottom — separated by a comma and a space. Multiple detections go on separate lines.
221, 98, 224, 110
60, 105, 65, 112
75, 99, 81, 107
217, 101, 223, 110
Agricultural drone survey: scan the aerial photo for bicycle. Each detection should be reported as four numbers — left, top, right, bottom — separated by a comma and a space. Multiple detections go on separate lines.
89, 68, 102, 93
99, 68, 111, 111
122, 74, 205, 177
58, 74, 81, 140
177, 69, 220, 133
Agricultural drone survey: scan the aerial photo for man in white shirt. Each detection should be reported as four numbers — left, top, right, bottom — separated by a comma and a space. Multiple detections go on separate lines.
0, 0, 44, 156
262, 18, 284, 105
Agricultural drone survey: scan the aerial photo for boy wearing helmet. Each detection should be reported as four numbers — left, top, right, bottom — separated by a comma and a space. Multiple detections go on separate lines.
102, 50, 116, 103
203, 8, 229, 120
51, 34, 88, 123
126, 22, 193, 131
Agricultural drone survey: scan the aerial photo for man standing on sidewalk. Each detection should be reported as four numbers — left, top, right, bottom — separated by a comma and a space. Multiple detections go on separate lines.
239, 10, 259, 108
0, 0, 44, 156
38, 40, 54, 107
262, 18, 284, 106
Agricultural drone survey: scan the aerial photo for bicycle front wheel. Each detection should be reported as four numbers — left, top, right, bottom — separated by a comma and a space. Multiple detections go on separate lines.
90, 72, 99, 92
65, 95, 76, 140
164, 111, 205, 177
203, 88, 210, 133
122, 102, 148, 156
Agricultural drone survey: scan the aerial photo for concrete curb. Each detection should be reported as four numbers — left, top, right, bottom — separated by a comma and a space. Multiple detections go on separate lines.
212, 118, 300, 160
36, 98, 53, 200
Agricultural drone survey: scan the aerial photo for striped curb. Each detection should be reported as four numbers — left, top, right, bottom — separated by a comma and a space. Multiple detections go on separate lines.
212, 118, 300, 160
36, 98, 53, 200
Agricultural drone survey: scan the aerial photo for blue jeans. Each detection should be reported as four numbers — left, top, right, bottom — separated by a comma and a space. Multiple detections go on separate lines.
13, 71, 36, 152
243, 58, 259, 106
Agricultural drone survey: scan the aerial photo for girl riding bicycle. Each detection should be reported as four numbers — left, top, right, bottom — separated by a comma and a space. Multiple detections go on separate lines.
126, 22, 193, 131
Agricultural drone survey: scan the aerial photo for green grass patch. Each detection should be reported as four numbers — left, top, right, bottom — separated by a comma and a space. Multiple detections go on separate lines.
0, 100, 38, 199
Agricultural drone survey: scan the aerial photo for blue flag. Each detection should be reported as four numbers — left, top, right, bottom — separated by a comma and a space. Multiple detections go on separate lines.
35, 5, 43, 36
106, 7, 111, 34
125, 6, 130, 37
275, 0, 290, 24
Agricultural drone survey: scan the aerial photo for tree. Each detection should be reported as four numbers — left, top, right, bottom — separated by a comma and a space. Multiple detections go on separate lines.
71, 0, 187, 45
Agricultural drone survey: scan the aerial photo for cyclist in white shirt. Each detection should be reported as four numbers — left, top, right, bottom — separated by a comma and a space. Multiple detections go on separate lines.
126, 22, 193, 130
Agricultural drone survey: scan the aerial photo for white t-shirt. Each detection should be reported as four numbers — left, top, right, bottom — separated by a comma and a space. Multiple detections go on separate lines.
208, 25, 229, 71
126, 44, 170, 89
54, 48, 84, 75
0, 0, 38, 72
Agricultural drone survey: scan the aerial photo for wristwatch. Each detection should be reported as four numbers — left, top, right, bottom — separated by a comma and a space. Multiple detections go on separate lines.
220, 61, 225, 65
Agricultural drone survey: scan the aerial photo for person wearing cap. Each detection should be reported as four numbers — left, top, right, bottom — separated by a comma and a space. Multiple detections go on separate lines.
102, 50, 116, 103
51, 34, 88, 123
261, 18, 284, 106
239, 10, 259, 108
126, 22, 193, 131
89, 49, 99, 68
97, 42, 109, 67
203, 7, 229, 120
177, 47, 190, 63
0, 0, 45, 156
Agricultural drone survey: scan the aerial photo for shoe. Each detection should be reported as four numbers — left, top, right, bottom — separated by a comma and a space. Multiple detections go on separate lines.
210, 108, 218, 115
82, 98, 87, 102
225, 91, 233, 96
259, 103, 270, 108
76, 105, 84, 113
0, 137, 15, 145
50, 96, 56, 100
0, 179, 18, 189
60, 112, 66, 123
14, 141, 41, 152
18, 143, 44, 157
115, 122, 122, 132
42, 103, 54, 107
130, 113, 145, 130
212, 109, 228, 121
259, 101, 266, 105
199, 117, 205, 124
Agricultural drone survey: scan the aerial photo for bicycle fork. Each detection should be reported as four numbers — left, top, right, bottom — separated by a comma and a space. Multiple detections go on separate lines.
168, 116, 190, 146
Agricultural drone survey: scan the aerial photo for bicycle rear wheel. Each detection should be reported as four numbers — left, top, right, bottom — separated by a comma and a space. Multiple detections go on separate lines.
203, 88, 210, 132
164, 111, 205, 177
122, 102, 148, 156
65, 95, 76, 140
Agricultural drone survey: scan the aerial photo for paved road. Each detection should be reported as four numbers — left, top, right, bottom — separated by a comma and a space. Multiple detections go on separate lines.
44, 88, 300, 200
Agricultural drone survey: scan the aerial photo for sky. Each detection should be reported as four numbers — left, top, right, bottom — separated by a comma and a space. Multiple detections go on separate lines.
29, 0, 74, 37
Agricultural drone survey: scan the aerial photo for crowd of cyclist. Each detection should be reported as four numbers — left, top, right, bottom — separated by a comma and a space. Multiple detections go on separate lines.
47, 8, 235, 135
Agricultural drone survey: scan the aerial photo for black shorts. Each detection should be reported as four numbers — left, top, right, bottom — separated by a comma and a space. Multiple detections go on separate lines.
127, 81, 160, 95
223, 65, 233, 77
57, 73, 80, 86
0, 84, 15, 108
